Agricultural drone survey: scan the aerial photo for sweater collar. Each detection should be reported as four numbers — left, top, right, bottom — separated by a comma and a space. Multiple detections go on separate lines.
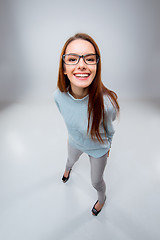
67, 91, 89, 101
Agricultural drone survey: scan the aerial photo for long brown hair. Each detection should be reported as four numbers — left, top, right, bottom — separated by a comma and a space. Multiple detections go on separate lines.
57, 33, 120, 143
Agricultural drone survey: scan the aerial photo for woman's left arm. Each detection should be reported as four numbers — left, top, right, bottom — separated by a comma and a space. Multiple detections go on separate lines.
104, 98, 117, 147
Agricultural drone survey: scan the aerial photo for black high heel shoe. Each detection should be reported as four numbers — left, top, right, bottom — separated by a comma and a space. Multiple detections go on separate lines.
62, 169, 72, 183
92, 196, 106, 216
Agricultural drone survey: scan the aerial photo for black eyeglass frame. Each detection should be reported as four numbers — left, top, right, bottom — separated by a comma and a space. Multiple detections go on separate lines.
62, 53, 100, 65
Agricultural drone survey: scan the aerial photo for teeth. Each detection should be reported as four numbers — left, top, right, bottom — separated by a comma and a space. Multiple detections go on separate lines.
75, 74, 89, 77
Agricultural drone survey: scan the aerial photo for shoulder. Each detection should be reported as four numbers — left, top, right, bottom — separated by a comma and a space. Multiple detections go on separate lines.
53, 89, 67, 113
103, 93, 117, 120
53, 88, 68, 102
103, 93, 114, 110
53, 88, 61, 101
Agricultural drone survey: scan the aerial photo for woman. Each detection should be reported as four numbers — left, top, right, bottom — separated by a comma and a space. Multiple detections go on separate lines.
54, 33, 119, 216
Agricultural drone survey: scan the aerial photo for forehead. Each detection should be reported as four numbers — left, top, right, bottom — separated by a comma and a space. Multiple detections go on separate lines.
65, 39, 96, 55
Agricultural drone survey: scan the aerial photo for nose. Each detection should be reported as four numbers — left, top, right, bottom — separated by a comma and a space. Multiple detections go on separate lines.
77, 57, 86, 69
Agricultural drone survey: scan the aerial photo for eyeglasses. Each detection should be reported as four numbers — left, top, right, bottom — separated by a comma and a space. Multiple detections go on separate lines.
62, 53, 100, 65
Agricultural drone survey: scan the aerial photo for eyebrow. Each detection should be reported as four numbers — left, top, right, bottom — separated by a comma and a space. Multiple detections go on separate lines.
64, 53, 96, 55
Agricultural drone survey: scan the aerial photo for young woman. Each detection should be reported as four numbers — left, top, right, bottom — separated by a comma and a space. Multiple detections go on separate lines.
54, 33, 119, 216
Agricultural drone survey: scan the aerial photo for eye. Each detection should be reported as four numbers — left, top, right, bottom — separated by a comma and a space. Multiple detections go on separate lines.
68, 57, 77, 62
86, 57, 95, 62
85, 55, 96, 63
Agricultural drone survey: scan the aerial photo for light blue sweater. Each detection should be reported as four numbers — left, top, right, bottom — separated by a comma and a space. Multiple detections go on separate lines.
54, 89, 116, 158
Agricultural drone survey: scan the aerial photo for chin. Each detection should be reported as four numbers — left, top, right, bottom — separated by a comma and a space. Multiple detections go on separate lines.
74, 80, 93, 88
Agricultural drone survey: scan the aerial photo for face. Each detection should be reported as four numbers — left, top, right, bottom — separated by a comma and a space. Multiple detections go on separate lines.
63, 39, 97, 91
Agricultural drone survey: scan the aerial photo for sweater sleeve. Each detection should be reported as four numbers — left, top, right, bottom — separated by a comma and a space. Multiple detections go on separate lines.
103, 95, 117, 146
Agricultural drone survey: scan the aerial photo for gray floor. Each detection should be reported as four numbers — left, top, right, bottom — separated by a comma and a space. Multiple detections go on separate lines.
0, 99, 160, 240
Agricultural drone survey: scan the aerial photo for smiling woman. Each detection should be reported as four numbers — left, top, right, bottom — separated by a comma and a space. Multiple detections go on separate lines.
54, 33, 120, 216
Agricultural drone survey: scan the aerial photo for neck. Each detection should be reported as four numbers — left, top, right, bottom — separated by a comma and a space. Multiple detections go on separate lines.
69, 85, 88, 99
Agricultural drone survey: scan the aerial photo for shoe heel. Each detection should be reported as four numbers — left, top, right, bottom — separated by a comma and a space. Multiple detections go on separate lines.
62, 169, 72, 183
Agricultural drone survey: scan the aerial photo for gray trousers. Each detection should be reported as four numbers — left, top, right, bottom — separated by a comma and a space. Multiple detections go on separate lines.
65, 143, 108, 204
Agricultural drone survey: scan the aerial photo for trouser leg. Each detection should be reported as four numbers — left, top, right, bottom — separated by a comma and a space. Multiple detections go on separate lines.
65, 143, 83, 171
89, 153, 108, 204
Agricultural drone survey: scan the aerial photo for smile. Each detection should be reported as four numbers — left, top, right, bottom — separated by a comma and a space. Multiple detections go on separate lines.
74, 73, 90, 78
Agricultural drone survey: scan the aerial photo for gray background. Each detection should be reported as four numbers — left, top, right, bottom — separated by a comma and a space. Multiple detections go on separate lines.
1, 0, 160, 103
1, 1, 160, 240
